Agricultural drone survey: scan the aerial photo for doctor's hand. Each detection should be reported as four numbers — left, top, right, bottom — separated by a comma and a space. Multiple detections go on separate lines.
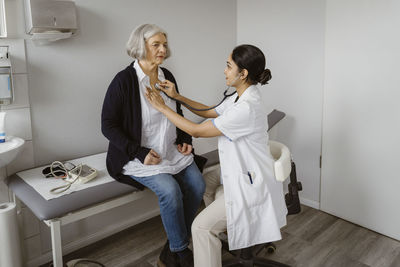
177, 143, 193, 156
146, 87, 166, 112
157, 80, 179, 98
144, 149, 162, 165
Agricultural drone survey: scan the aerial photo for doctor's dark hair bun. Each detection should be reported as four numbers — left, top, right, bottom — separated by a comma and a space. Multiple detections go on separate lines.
231, 44, 272, 85
258, 68, 272, 85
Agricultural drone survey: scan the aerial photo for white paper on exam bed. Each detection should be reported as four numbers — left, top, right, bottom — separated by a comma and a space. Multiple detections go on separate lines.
16, 153, 114, 200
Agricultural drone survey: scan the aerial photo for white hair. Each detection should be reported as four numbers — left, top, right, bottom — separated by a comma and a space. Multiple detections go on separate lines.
126, 24, 171, 60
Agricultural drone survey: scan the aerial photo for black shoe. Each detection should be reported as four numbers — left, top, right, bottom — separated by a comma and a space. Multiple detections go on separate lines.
158, 240, 180, 267
177, 248, 194, 267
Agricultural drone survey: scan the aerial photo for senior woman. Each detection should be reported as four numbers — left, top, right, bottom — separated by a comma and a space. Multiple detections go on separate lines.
101, 24, 204, 267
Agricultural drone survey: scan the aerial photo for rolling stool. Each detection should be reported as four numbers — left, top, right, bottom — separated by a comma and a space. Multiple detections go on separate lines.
220, 140, 302, 267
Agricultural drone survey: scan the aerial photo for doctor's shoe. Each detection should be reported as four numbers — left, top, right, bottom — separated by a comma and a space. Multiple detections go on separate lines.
177, 248, 194, 267
157, 240, 180, 267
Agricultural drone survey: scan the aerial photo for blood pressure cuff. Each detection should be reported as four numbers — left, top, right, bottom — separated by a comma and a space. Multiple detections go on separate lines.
41, 162, 76, 178
42, 166, 66, 178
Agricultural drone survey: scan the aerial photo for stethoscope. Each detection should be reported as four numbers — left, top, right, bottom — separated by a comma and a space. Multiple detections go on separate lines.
155, 75, 239, 111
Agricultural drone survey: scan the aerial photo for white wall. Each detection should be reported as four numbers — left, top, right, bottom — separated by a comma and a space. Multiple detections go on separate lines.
321, 0, 400, 240
237, 0, 326, 207
4, 0, 236, 265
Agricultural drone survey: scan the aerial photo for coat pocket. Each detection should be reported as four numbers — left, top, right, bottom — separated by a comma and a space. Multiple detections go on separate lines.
238, 172, 266, 208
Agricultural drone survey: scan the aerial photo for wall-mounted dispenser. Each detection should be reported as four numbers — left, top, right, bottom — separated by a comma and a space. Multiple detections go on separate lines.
23, 0, 78, 44
0, 46, 13, 105
0, 0, 7, 38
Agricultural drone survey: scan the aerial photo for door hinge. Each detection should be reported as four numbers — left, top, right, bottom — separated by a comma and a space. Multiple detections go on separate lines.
319, 155, 322, 168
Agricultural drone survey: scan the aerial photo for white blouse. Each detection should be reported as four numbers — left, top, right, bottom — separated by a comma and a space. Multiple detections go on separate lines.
122, 61, 193, 177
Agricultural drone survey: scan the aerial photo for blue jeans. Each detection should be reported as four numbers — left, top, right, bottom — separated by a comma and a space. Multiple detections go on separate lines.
130, 161, 205, 252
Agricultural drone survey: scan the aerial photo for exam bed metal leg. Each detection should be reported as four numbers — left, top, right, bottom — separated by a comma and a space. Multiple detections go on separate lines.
50, 219, 63, 267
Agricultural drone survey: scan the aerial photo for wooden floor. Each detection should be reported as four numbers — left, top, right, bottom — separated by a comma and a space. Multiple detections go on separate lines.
44, 205, 400, 267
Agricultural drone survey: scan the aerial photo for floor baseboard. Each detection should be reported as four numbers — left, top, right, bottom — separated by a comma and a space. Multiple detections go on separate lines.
300, 196, 320, 209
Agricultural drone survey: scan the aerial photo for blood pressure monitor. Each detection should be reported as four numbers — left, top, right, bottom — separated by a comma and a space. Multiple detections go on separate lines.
67, 164, 98, 184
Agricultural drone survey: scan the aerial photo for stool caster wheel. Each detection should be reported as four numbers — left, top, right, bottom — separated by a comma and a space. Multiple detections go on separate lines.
265, 243, 276, 254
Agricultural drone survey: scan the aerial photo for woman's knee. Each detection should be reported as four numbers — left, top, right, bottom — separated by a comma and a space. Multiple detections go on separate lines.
191, 212, 206, 234
191, 206, 214, 234
192, 169, 206, 195
158, 182, 183, 208
192, 196, 226, 233
184, 165, 206, 198
194, 175, 206, 198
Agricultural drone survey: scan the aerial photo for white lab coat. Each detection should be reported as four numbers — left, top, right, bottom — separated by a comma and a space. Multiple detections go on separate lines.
213, 85, 288, 250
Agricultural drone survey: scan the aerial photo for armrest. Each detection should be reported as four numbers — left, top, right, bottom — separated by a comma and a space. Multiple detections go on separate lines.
269, 140, 292, 182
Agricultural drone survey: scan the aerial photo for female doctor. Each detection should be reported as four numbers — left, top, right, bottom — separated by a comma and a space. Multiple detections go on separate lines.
145, 44, 288, 267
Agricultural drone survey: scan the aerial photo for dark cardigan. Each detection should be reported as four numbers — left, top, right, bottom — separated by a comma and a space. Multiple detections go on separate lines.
101, 62, 194, 190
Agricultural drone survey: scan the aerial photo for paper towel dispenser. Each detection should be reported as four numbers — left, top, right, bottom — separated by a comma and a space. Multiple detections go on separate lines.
23, 0, 77, 43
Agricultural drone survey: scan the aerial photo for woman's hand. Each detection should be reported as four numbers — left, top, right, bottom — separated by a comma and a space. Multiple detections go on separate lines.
146, 87, 166, 112
157, 80, 179, 99
177, 143, 193, 155
144, 149, 161, 165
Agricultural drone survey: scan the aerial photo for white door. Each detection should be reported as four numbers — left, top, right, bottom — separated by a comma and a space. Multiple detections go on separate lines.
321, 0, 400, 240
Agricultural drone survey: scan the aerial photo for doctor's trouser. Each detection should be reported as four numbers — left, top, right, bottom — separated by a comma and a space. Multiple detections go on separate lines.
192, 165, 227, 267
